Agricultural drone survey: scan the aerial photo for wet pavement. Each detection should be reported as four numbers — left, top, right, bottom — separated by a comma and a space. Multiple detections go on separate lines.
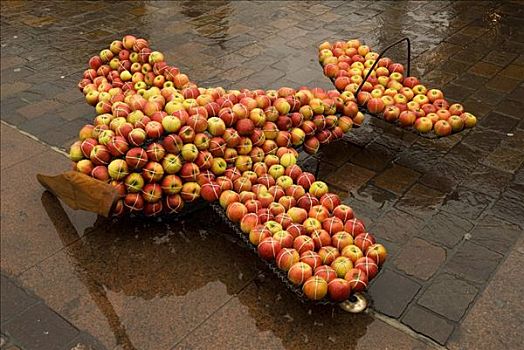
1, 0, 523, 349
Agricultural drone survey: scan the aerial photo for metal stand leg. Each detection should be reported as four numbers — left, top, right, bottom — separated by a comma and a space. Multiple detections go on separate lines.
338, 292, 368, 313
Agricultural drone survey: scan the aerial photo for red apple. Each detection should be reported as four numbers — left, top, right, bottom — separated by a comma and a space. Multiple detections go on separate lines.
341, 244, 364, 263
303, 276, 328, 300
311, 229, 332, 249
249, 225, 272, 245
314, 265, 337, 284
448, 115, 465, 132
354, 232, 376, 252
332, 204, 354, 222
354, 257, 378, 279
366, 243, 388, 266
344, 268, 368, 292
331, 256, 354, 278
414, 116, 433, 133
318, 246, 340, 265
434, 120, 452, 137
328, 278, 351, 302
293, 235, 315, 254
332, 231, 354, 251
240, 212, 260, 234
226, 202, 248, 222
319, 193, 341, 212
124, 192, 144, 212
257, 237, 282, 261
286, 223, 305, 238
276, 248, 300, 271
288, 262, 313, 286
344, 218, 366, 237
297, 193, 319, 211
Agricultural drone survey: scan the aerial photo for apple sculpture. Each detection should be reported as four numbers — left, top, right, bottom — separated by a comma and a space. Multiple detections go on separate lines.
64, 35, 389, 304
318, 40, 477, 136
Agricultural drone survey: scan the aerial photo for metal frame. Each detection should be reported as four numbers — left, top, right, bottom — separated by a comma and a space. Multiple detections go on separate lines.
355, 37, 411, 97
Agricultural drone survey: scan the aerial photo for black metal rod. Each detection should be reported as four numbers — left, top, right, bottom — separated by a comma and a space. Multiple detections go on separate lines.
355, 37, 411, 98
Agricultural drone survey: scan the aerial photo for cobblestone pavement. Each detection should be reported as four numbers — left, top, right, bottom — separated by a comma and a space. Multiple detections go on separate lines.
1, 1, 523, 349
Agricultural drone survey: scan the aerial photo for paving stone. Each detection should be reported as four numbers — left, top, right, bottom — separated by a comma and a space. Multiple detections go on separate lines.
485, 76, 521, 92
506, 85, 524, 102
500, 129, 524, 150
420, 210, 474, 248
469, 87, 507, 106
0, 2, 522, 347
174, 276, 429, 350
402, 305, 456, 345
513, 53, 524, 66
418, 158, 471, 194
489, 184, 524, 226
374, 126, 418, 152
372, 164, 420, 195
1, 303, 79, 350
0, 274, 39, 324
350, 141, 398, 172
418, 273, 478, 322
482, 50, 519, 66
443, 82, 476, 101
451, 73, 489, 90
343, 123, 380, 147
15, 99, 61, 120
395, 184, 446, 219
55, 102, 94, 123
441, 186, 495, 220
468, 61, 501, 77
396, 143, 446, 174
417, 133, 463, 152
315, 140, 360, 167
460, 163, 513, 196
498, 64, 524, 80
370, 208, 425, 245
18, 114, 65, 136
423, 68, 457, 87
470, 214, 522, 255
478, 111, 520, 133
368, 269, 421, 318
447, 237, 524, 350
440, 59, 473, 75
462, 97, 493, 119
325, 163, 376, 192
65, 332, 108, 350
348, 183, 398, 220
394, 238, 446, 281
448, 141, 487, 171
451, 48, 486, 65
444, 241, 503, 283
481, 146, 524, 173
0, 81, 33, 100
514, 166, 524, 185
461, 128, 504, 152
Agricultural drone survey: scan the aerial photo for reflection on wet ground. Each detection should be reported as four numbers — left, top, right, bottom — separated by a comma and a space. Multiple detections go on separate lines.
1, 0, 523, 348
38, 191, 377, 350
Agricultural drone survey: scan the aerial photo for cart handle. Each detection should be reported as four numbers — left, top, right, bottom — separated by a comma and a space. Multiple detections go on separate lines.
355, 37, 411, 98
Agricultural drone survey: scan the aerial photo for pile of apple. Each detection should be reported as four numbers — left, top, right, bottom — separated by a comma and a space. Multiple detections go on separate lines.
72, 35, 362, 216
318, 39, 477, 136
218, 158, 386, 302
68, 35, 388, 302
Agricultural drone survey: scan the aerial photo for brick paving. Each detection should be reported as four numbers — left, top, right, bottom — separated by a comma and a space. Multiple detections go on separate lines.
1, 274, 105, 350
1, 0, 523, 348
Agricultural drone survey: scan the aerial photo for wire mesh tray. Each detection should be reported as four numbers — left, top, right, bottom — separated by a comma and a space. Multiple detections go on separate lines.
322, 37, 472, 139
210, 202, 338, 305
